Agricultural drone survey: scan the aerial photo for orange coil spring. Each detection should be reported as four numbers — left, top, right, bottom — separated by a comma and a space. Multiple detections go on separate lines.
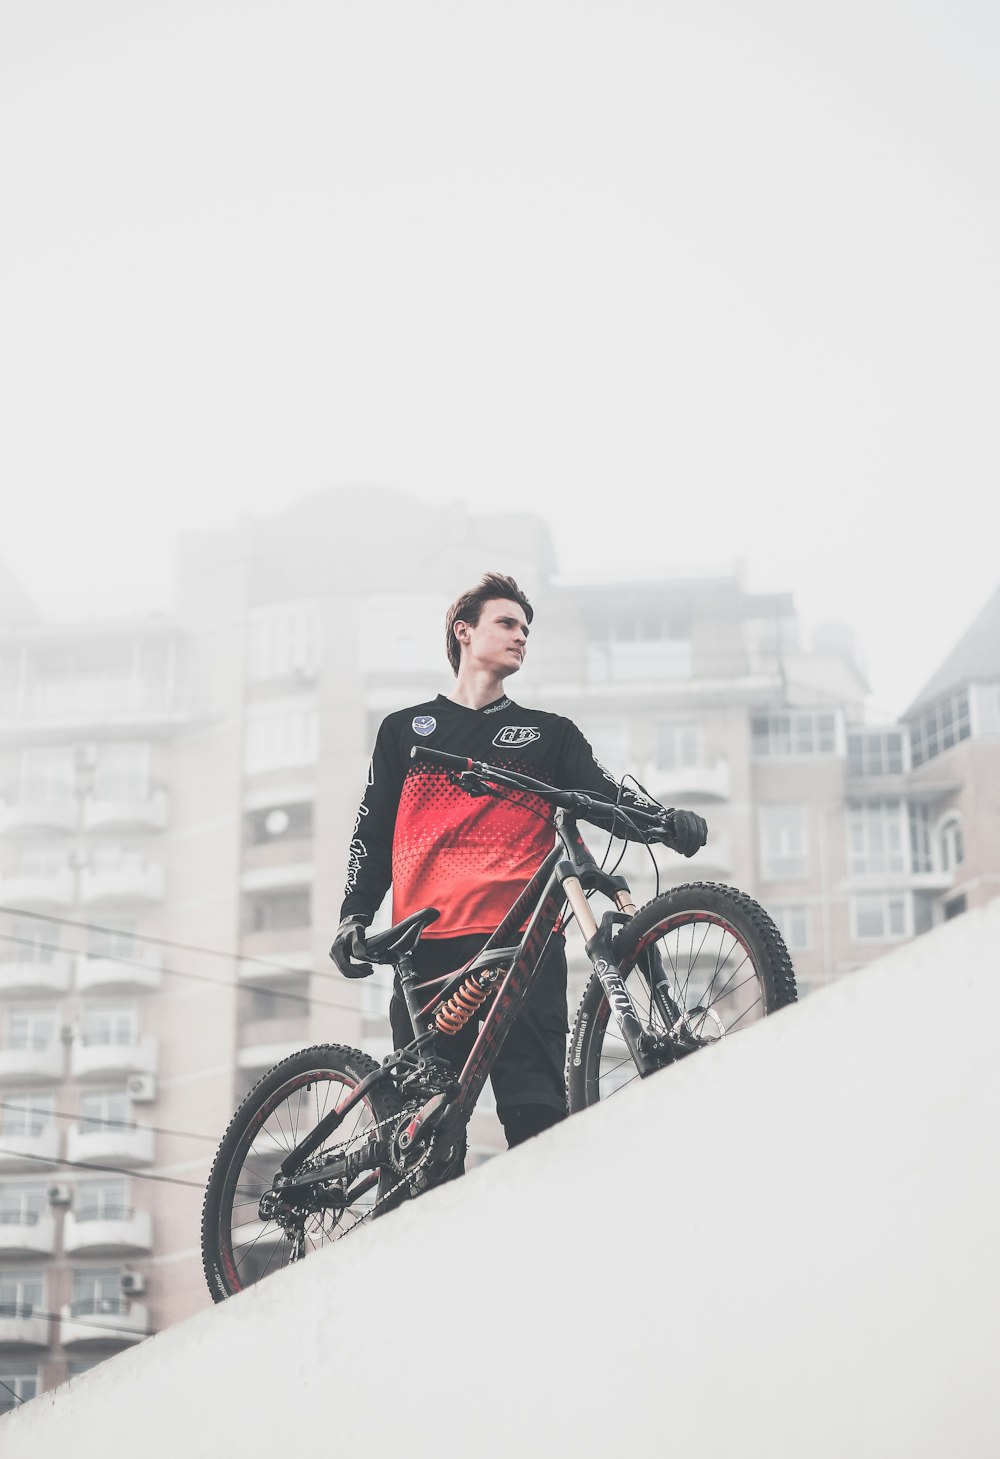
435, 972, 494, 1035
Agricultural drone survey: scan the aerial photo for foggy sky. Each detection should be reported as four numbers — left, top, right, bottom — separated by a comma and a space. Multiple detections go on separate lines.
2, 1, 998, 720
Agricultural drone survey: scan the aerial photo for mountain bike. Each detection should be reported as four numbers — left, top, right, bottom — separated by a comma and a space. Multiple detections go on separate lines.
202, 746, 797, 1302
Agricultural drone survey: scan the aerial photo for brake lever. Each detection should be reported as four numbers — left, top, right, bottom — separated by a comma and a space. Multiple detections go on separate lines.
449, 770, 504, 799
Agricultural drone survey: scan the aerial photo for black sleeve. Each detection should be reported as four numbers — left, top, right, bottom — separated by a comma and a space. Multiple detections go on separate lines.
555, 717, 661, 841
339, 716, 405, 923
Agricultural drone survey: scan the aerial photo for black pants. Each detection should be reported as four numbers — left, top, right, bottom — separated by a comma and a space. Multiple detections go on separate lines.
389, 932, 568, 1148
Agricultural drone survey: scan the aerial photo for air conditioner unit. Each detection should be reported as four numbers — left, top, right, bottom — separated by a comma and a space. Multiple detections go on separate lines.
48, 1183, 72, 1206
120, 1272, 146, 1297
127, 1074, 157, 1103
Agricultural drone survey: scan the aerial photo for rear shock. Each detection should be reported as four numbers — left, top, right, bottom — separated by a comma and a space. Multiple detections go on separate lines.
434, 968, 503, 1035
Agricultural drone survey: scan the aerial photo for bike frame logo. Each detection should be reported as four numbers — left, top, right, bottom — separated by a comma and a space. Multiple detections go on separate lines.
492, 725, 540, 749
593, 958, 635, 1030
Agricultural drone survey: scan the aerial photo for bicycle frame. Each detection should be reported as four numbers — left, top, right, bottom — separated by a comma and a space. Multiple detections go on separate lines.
280, 807, 662, 1180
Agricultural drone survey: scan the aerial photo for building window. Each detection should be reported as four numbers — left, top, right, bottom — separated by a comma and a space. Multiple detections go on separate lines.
71, 1267, 125, 1317
851, 893, 910, 942
972, 681, 1000, 736
908, 803, 934, 874
246, 888, 312, 933
244, 801, 314, 846
0, 1183, 48, 1226
846, 729, 907, 777
0, 1363, 38, 1413
75, 1179, 130, 1222
243, 703, 319, 775
0, 1268, 43, 1318
6, 1009, 56, 1052
770, 905, 811, 951
759, 807, 809, 880
0, 1094, 54, 1137
847, 801, 907, 876
79, 1090, 131, 1134
80, 1006, 137, 1049
586, 616, 692, 682
17, 746, 75, 802
944, 894, 967, 921
5, 920, 60, 966
654, 722, 702, 769
247, 602, 321, 682
751, 711, 838, 758
939, 816, 964, 872
86, 922, 139, 961
907, 689, 971, 767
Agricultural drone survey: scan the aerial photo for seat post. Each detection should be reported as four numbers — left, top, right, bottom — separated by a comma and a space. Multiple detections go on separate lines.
396, 951, 431, 1034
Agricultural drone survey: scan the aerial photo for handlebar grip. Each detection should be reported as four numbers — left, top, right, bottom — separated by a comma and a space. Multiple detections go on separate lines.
409, 745, 474, 770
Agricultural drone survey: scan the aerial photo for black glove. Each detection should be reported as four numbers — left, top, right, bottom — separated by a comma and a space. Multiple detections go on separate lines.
329, 915, 373, 979
661, 808, 709, 858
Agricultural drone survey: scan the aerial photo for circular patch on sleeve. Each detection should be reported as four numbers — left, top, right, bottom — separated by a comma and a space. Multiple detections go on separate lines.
412, 715, 437, 736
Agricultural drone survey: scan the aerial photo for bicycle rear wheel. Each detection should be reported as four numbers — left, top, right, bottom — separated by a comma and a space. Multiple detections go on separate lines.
567, 882, 796, 1112
201, 1044, 403, 1302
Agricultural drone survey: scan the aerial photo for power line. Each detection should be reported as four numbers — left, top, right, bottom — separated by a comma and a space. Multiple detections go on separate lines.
0, 928, 370, 1020
0, 1099, 220, 1146
0, 1147, 206, 1191
0, 1307, 156, 1341
0, 903, 345, 985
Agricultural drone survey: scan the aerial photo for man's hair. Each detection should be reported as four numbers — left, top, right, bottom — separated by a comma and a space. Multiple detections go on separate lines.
445, 572, 534, 676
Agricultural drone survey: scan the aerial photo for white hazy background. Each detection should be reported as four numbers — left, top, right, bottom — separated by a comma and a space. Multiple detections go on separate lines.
2, 0, 998, 719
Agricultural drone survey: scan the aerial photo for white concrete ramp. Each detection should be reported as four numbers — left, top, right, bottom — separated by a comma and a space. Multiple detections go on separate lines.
5, 902, 1000, 1458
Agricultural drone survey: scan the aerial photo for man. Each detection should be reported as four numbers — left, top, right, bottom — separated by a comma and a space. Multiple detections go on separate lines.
331, 572, 708, 1151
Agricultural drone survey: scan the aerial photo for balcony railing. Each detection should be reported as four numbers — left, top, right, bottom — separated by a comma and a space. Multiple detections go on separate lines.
83, 784, 169, 833
0, 951, 74, 995
644, 758, 732, 802
0, 865, 75, 908
60, 1297, 150, 1348
0, 1303, 49, 1347
0, 1040, 65, 1083
70, 1033, 158, 1081
68, 1121, 154, 1168
0, 1209, 55, 1256
63, 1208, 152, 1256
0, 784, 78, 835
76, 948, 163, 993
0, 1124, 60, 1169
79, 859, 165, 907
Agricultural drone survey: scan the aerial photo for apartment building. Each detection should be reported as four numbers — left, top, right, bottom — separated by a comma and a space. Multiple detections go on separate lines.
1, 489, 997, 1411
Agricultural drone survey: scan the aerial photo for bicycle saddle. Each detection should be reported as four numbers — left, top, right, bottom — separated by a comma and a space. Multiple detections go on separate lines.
364, 907, 441, 961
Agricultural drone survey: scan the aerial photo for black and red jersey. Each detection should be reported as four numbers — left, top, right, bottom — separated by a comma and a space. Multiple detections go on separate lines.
340, 693, 632, 938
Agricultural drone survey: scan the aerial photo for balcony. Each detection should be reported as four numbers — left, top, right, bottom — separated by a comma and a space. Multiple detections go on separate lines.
63, 1208, 152, 1257
644, 758, 732, 803
79, 858, 165, 907
0, 865, 75, 908
0, 1041, 65, 1083
0, 952, 74, 995
70, 1034, 158, 1082
60, 1298, 150, 1348
0, 1210, 56, 1257
68, 1122, 155, 1168
0, 787, 78, 835
0, 1125, 60, 1170
76, 949, 163, 993
0, 1305, 50, 1348
83, 785, 169, 834
659, 832, 735, 880
240, 860, 314, 894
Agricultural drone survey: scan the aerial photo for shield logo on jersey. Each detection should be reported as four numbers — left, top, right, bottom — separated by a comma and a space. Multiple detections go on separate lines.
412, 715, 437, 736
493, 725, 540, 749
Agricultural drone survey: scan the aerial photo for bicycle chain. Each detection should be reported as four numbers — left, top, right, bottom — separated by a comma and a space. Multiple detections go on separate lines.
282, 1106, 436, 1258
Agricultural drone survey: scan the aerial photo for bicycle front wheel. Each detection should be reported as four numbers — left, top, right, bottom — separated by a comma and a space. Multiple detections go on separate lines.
567, 882, 796, 1112
201, 1044, 403, 1302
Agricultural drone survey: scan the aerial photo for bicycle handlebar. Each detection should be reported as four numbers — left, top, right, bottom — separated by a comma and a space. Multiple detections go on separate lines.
409, 744, 668, 826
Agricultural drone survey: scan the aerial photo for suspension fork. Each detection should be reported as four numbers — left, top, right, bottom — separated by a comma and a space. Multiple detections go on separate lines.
559, 873, 659, 1078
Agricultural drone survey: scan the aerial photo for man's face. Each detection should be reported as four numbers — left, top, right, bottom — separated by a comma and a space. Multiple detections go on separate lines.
455, 597, 529, 677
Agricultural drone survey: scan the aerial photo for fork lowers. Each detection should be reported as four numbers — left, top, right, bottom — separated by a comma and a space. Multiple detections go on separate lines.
435, 970, 498, 1034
